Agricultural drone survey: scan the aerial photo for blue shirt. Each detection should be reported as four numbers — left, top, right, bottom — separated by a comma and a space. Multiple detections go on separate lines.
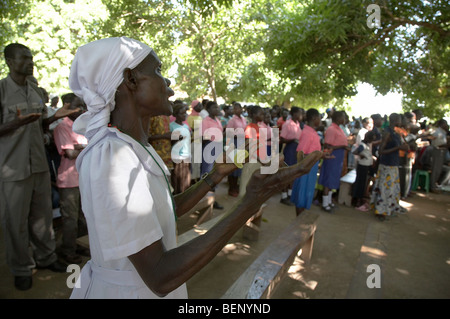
380, 126, 401, 166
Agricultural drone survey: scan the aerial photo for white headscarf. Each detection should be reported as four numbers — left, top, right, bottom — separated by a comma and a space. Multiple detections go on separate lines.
69, 37, 153, 140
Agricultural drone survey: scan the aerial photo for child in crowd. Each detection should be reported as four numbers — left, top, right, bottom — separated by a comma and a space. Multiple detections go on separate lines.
187, 100, 203, 182
170, 103, 191, 194
352, 130, 376, 211
201, 101, 224, 209
245, 105, 265, 147
258, 108, 273, 157
238, 105, 265, 197
225, 102, 247, 196
280, 107, 302, 205
318, 111, 349, 212
290, 108, 322, 216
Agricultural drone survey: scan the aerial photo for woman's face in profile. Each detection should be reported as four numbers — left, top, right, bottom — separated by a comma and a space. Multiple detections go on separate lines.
133, 51, 174, 117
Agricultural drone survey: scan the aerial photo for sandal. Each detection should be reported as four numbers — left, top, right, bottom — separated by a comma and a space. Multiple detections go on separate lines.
356, 204, 369, 212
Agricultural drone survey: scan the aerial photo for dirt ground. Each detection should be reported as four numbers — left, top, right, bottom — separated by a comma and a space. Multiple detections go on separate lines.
1, 178, 449, 299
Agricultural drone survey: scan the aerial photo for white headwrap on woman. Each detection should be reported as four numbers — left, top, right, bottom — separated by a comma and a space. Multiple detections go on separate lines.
69, 37, 153, 140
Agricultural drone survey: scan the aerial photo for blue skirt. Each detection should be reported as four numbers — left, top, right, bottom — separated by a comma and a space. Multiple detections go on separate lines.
290, 161, 319, 209
201, 140, 222, 175
318, 148, 345, 189
283, 142, 298, 166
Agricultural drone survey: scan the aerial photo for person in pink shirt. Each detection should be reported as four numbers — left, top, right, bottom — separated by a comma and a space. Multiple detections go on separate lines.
201, 101, 224, 209
201, 102, 223, 141
53, 93, 88, 264
226, 102, 247, 132
318, 110, 351, 212
276, 107, 289, 131
187, 100, 203, 182
290, 108, 322, 216
225, 102, 247, 196
279, 107, 303, 205
280, 107, 303, 163
258, 109, 273, 156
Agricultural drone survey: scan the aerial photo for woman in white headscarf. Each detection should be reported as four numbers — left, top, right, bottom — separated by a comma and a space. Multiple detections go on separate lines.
69, 36, 322, 299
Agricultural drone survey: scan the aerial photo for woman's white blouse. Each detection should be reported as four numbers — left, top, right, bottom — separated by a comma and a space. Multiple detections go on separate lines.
71, 127, 187, 299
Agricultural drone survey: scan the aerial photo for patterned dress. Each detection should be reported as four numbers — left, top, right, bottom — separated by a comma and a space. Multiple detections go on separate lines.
149, 116, 173, 170
370, 126, 402, 217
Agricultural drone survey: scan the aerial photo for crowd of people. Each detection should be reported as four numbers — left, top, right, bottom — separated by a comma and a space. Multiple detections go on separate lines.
1, 38, 448, 296
145, 101, 449, 223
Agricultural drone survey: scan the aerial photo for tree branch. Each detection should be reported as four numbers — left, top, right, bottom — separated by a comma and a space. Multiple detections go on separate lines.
329, 22, 403, 70
381, 5, 449, 37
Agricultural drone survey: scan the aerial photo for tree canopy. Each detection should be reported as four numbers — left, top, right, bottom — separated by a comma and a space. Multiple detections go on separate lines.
1, 0, 448, 120
261, 0, 449, 119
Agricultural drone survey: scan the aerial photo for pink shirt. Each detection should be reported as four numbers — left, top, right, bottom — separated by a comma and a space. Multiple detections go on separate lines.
280, 119, 302, 140
53, 117, 88, 188
202, 116, 223, 141
324, 122, 347, 146
297, 124, 321, 154
258, 121, 272, 145
245, 123, 268, 161
227, 115, 247, 131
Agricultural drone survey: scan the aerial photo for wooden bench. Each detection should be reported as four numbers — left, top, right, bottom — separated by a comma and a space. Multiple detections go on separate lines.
242, 203, 267, 241
76, 234, 90, 250
222, 211, 319, 299
339, 169, 356, 206
238, 163, 267, 241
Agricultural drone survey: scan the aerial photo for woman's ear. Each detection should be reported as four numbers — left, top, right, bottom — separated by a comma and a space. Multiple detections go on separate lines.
122, 68, 138, 90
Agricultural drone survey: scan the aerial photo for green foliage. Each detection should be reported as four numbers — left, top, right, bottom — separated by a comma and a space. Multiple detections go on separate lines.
261, 0, 449, 119
0, 0, 109, 95
173, 1, 263, 102
101, 0, 179, 67
0, 0, 447, 120
0, 0, 32, 55
183, 0, 235, 14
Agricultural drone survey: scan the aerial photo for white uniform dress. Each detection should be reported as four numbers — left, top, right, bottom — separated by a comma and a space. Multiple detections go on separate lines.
70, 126, 188, 299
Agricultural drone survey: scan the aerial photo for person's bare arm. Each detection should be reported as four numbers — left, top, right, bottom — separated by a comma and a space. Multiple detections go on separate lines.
42, 103, 81, 131
128, 150, 323, 297
0, 109, 41, 137
324, 143, 350, 151
63, 144, 86, 160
